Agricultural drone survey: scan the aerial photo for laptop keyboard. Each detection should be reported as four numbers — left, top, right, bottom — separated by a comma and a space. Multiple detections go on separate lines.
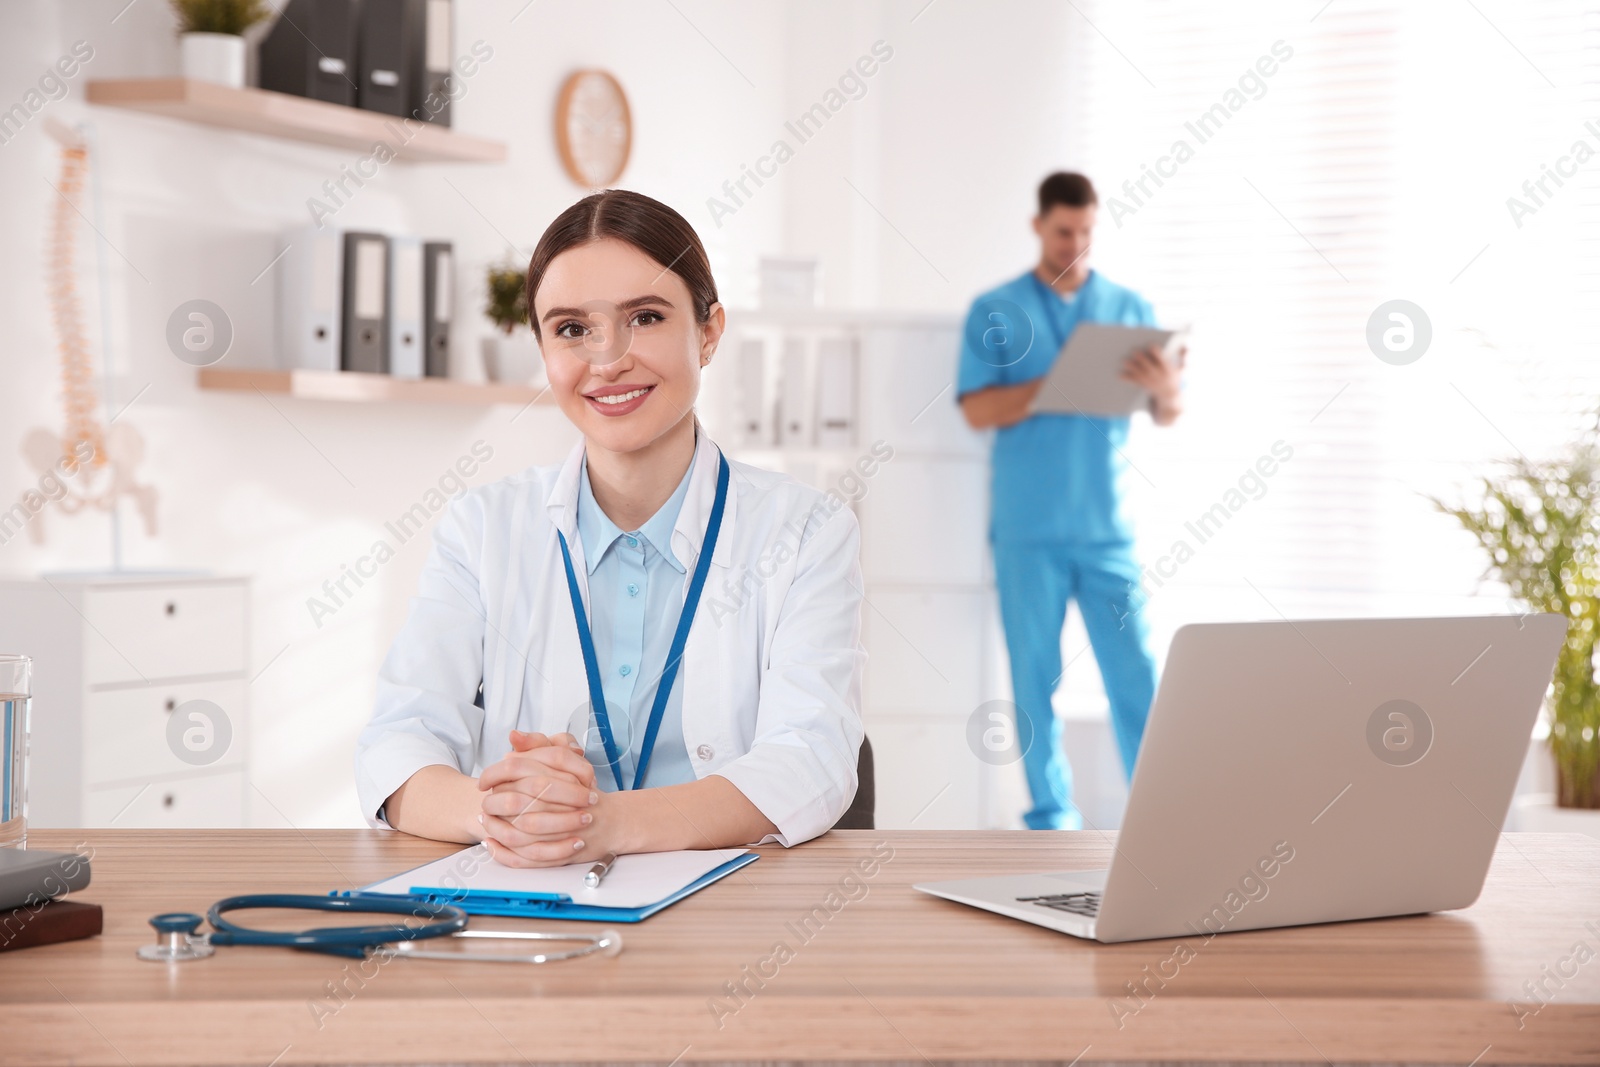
1016, 890, 1101, 917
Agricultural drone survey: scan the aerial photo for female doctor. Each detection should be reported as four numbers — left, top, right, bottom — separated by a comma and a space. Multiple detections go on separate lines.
354, 189, 865, 867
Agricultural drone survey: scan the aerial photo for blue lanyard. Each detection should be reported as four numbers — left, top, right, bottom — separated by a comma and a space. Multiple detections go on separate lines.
556, 450, 730, 791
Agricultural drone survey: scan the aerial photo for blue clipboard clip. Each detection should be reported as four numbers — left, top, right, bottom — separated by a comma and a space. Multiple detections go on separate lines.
406, 887, 571, 914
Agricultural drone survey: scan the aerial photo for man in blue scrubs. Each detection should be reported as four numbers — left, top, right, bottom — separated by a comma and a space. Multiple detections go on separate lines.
956, 172, 1185, 830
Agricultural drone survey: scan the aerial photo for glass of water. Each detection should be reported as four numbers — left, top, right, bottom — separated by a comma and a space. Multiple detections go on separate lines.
1, 655, 32, 849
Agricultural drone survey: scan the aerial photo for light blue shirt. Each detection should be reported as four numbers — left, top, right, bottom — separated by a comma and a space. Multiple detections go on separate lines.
955, 268, 1157, 548
566, 450, 699, 791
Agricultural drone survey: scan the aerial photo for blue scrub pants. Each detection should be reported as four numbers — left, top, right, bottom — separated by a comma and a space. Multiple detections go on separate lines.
992, 542, 1157, 830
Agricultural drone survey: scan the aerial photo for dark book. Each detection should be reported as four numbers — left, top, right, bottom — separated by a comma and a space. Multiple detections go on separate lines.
0, 899, 102, 953
357, 0, 453, 124
258, 0, 363, 107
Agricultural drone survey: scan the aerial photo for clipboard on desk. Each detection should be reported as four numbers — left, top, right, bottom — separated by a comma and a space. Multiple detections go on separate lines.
337, 845, 758, 922
1027, 322, 1184, 418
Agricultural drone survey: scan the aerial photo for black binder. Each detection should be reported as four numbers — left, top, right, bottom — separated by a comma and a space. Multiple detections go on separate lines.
423, 241, 453, 378
359, 0, 451, 124
420, 0, 454, 126
341, 232, 390, 374
257, 0, 362, 107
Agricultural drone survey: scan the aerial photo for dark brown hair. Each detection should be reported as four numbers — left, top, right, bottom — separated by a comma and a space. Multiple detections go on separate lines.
1038, 171, 1098, 214
523, 188, 719, 342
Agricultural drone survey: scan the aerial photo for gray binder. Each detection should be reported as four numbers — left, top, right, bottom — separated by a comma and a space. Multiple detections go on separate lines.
357, 0, 413, 117
421, 0, 454, 126
341, 232, 390, 374
423, 241, 453, 378
258, 0, 361, 107
359, 0, 451, 124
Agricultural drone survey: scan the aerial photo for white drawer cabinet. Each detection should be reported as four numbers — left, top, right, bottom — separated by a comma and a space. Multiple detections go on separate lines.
82, 678, 247, 785
0, 575, 250, 828
85, 769, 246, 827
81, 583, 248, 685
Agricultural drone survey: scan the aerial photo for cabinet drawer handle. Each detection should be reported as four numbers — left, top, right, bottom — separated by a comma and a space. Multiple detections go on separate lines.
165, 601, 177, 616
162, 793, 175, 808
164, 698, 176, 712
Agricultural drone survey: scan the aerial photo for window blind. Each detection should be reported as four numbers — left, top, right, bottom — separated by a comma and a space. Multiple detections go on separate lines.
1050, 0, 1600, 710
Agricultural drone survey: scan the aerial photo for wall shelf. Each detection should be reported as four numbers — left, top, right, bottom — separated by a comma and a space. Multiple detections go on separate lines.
198, 367, 552, 407
85, 79, 507, 163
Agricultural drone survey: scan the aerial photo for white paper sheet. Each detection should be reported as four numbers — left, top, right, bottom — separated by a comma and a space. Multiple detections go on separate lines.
361, 845, 750, 910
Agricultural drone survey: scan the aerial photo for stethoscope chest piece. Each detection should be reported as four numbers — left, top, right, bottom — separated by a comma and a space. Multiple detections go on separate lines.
138, 913, 215, 962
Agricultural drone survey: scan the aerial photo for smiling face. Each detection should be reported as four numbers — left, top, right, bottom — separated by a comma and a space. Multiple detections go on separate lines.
534, 237, 724, 455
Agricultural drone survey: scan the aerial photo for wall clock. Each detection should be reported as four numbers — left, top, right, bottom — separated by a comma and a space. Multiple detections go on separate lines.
555, 70, 632, 188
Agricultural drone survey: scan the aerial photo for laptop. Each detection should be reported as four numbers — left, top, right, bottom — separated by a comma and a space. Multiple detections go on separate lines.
915, 614, 1566, 943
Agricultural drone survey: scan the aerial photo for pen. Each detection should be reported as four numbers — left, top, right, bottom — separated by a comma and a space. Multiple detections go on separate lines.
585, 851, 618, 888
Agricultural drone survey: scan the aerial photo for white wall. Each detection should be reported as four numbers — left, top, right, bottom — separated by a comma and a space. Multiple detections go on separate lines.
774, 0, 1083, 310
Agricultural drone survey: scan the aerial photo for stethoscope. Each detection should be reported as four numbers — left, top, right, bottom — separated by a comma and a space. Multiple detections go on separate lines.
138, 894, 623, 964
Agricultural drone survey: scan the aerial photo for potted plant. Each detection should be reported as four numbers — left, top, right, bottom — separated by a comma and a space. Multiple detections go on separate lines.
170, 0, 270, 89
1433, 423, 1600, 838
481, 262, 545, 386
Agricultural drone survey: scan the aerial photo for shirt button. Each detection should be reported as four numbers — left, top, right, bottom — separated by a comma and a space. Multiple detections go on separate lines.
696, 744, 714, 761
626, 535, 638, 547
627, 583, 639, 597
619, 664, 632, 677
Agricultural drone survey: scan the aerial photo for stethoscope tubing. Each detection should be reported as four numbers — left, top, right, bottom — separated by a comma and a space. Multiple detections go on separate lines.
204, 893, 469, 959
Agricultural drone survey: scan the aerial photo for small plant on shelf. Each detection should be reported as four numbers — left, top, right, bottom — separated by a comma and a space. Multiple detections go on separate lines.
169, 0, 271, 36
170, 0, 270, 87
484, 264, 530, 336
480, 261, 542, 385
1432, 418, 1600, 812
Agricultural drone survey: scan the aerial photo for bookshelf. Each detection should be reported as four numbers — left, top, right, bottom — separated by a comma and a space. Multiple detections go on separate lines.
197, 367, 552, 407
85, 79, 507, 163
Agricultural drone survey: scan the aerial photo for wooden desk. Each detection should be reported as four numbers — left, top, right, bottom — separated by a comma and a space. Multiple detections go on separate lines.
3, 830, 1597, 1066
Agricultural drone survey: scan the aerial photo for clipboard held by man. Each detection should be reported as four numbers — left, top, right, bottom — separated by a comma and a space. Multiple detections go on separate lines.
1027, 322, 1188, 418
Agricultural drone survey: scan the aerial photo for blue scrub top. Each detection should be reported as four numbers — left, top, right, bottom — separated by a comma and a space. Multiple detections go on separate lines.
564, 450, 699, 790
956, 268, 1156, 547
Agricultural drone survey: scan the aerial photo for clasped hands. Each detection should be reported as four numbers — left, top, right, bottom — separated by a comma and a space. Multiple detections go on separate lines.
476, 729, 616, 867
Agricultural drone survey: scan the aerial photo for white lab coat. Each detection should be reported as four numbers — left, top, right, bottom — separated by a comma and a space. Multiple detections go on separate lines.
354, 428, 866, 846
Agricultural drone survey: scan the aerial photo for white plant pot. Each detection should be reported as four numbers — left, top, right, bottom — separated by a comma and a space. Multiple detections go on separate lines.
180, 32, 246, 89
1511, 793, 1600, 842
481, 333, 546, 387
